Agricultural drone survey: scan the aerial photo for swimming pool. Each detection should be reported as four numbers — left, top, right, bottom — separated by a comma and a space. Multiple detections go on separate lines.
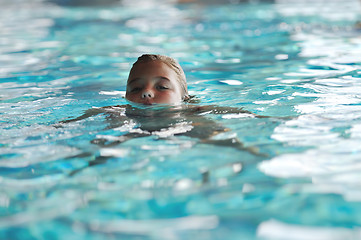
1, 0, 361, 239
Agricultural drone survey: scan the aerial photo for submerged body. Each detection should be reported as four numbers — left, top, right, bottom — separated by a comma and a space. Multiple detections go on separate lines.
62, 103, 259, 146
60, 103, 265, 176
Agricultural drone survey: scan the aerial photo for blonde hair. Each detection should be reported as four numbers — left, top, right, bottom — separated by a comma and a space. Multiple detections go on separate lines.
129, 54, 189, 100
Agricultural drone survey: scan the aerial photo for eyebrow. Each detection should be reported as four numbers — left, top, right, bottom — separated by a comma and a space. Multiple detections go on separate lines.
128, 77, 141, 85
128, 76, 171, 85
156, 76, 171, 82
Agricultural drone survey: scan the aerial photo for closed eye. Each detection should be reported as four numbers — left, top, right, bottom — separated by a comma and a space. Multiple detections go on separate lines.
157, 85, 169, 90
130, 87, 142, 93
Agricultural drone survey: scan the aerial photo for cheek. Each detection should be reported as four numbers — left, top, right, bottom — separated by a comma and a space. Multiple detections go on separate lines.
125, 93, 139, 102
156, 91, 182, 102
155, 92, 170, 100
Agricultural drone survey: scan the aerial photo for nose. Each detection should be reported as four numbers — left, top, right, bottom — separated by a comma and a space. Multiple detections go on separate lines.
141, 90, 154, 99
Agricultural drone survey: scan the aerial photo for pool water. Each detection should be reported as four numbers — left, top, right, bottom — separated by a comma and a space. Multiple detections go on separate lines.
1, 0, 361, 239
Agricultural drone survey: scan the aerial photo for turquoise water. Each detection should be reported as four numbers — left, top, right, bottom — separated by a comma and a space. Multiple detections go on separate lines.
1, 0, 361, 239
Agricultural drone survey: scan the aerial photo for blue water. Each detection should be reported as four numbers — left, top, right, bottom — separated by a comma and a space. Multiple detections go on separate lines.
1, 0, 361, 239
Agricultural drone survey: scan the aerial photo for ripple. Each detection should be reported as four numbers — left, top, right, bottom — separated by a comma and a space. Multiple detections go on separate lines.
257, 219, 361, 240
219, 80, 243, 85
0, 145, 81, 168
89, 215, 219, 235
0, 174, 64, 190
1, 1, 361, 239
0, 190, 84, 228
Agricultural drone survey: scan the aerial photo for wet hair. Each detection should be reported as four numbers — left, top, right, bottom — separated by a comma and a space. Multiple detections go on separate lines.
129, 54, 189, 101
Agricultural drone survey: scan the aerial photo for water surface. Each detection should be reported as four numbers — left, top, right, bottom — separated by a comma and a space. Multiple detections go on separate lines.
1, 0, 361, 239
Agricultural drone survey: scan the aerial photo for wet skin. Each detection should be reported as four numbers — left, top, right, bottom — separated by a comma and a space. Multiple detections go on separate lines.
125, 61, 184, 105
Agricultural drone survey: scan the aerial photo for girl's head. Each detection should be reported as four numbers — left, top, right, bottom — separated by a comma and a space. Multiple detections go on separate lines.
125, 54, 189, 105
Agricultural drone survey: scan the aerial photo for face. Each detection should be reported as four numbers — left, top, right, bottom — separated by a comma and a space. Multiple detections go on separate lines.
125, 61, 183, 105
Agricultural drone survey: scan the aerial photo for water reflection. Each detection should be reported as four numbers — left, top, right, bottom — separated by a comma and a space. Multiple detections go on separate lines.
2, 0, 361, 239
257, 219, 361, 240
259, 0, 361, 207
0, 2, 59, 77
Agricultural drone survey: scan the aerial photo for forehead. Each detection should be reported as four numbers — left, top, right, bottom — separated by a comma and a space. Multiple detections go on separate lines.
128, 60, 177, 81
